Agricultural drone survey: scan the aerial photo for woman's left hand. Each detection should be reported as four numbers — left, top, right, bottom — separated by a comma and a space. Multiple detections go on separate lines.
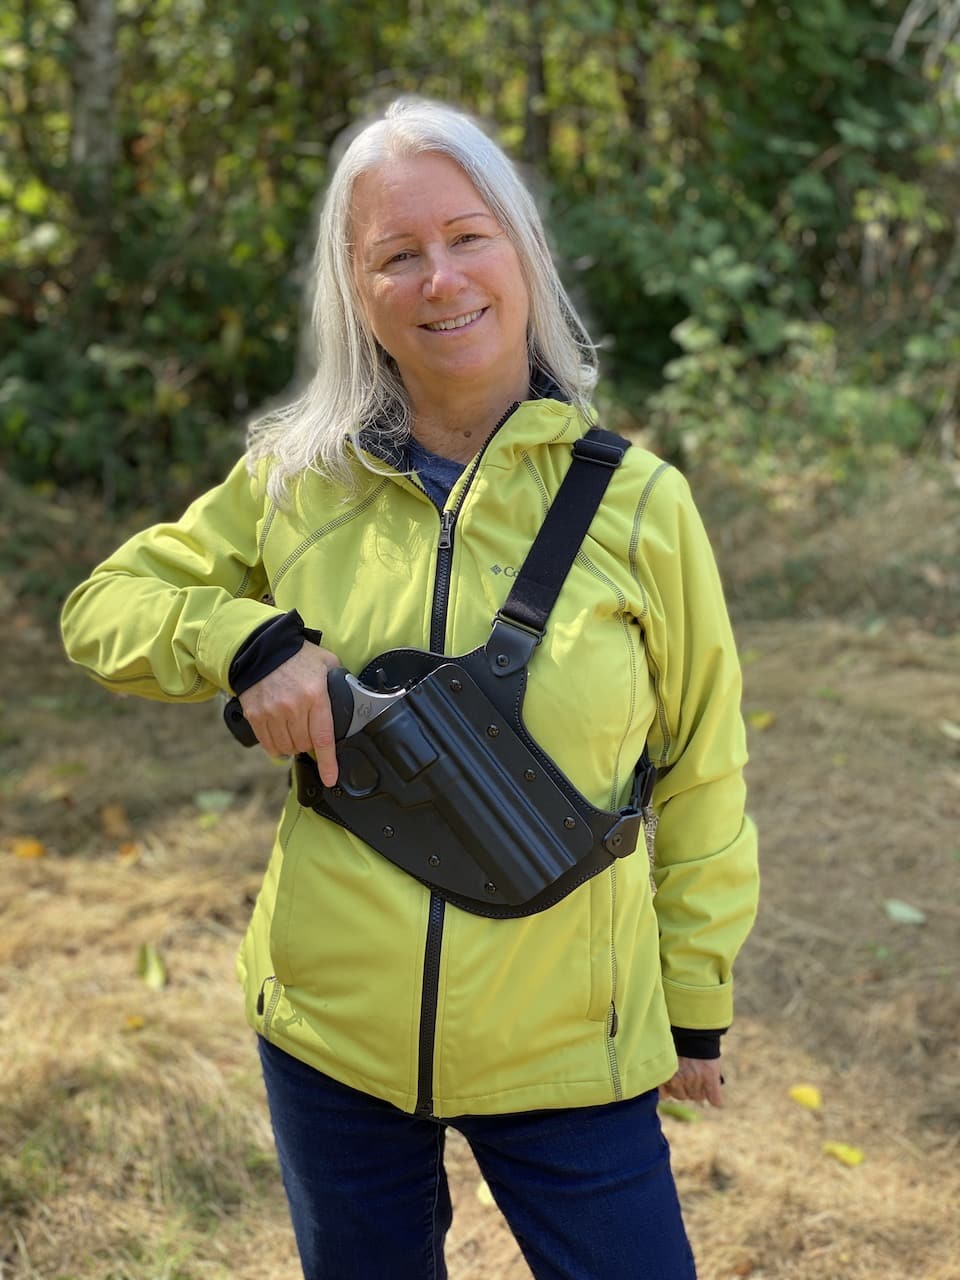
659, 1058, 724, 1107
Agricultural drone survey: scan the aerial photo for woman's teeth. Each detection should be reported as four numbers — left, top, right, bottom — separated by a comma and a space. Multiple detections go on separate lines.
424, 309, 484, 331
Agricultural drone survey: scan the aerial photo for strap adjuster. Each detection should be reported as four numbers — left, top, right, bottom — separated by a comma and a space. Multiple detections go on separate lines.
572, 436, 625, 468
486, 612, 544, 677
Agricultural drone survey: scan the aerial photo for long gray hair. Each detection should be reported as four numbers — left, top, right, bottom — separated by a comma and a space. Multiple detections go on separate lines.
247, 97, 597, 503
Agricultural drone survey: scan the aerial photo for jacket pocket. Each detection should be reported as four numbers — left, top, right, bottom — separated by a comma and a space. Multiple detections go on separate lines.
586, 868, 616, 1023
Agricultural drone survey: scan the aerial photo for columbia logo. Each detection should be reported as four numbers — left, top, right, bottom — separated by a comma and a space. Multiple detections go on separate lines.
489, 563, 518, 577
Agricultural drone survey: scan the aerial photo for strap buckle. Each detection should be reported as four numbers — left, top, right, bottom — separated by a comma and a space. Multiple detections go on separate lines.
486, 612, 544, 677
572, 436, 625, 468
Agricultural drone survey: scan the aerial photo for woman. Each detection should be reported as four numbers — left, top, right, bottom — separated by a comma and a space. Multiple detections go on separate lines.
62, 98, 758, 1279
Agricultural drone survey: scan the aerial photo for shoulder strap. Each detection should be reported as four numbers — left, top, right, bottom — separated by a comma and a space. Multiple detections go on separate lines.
485, 427, 629, 673
484, 425, 656, 810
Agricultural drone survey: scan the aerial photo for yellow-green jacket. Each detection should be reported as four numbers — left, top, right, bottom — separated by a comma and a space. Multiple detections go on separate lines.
61, 397, 758, 1117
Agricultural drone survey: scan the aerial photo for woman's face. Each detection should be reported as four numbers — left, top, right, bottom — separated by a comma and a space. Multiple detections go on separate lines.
350, 152, 530, 408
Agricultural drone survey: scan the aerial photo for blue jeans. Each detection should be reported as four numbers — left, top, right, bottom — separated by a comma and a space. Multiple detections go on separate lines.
258, 1036, 697, 1280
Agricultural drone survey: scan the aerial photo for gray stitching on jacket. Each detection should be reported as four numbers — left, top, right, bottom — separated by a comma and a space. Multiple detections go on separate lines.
272, 481, 389, 587
575, 549, 633, 807
628, 462, 672, 767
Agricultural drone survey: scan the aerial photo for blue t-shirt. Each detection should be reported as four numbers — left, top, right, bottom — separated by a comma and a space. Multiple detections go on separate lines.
406, 437, 467, 508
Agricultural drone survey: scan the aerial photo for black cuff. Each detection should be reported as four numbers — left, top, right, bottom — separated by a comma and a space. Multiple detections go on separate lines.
228, 609, 323, 695
670, 1026, 726, 1060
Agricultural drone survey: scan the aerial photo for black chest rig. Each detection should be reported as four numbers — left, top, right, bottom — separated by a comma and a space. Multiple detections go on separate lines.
291, 428, 655, 919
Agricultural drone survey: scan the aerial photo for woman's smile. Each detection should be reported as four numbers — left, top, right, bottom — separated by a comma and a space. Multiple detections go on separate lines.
421, 307, 488, 332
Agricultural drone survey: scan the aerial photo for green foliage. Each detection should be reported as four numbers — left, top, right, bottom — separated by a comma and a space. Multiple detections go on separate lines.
1, 0, 958, 505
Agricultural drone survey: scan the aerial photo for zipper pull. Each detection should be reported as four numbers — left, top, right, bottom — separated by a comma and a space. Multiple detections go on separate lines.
256, 974, 276, 1016
438, 510, 454, 550
609, 1002, 619, 1038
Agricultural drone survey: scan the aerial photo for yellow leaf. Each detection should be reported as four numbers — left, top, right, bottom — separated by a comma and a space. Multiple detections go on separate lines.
658, 1099, 701, 1123
123, 1015, 146, 1032
823, 1141, 864, 1167
12, 836, 46, 859
117, 842, 141, 865
789, 1084, 822, 1111
476, 1179, 495, 1207
747, 710, 775, 731
137, 943, 167, 992
100, 802, 132, 839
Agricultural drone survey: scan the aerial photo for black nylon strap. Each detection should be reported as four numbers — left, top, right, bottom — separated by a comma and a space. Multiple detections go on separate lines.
498, 428, 629, 634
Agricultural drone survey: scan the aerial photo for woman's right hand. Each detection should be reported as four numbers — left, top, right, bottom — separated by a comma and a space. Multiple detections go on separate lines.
238, 643, 342, 786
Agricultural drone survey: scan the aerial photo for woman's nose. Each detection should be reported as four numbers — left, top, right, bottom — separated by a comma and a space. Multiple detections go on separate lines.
422, 249, 466, 300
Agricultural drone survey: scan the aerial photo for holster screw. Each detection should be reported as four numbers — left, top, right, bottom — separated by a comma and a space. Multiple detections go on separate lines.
496, 653, 509, 668
428, 854, 440, 867
523, 769, 536, 781
332, 787, 343, 798
382, 825, 395, 837
449, 678, 462, 692
484, 881, 497, 894
563, 817, 576, 829
487, 725, 500, 738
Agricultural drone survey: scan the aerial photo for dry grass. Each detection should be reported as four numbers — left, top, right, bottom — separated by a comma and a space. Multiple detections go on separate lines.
2, 464, 959, 1278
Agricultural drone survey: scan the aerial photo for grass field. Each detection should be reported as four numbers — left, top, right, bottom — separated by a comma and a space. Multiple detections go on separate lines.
1, 460, 958, 1279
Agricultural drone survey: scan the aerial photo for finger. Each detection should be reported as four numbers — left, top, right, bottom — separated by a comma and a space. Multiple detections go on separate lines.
703, 1070, 724, 1108
307, 700, 339, 788
662, 1077, 689, 1102
245, 717, 278, 758
269, 723, 297, 758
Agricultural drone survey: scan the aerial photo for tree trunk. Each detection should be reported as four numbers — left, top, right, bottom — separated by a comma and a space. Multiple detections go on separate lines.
523, 0, 551, 168
68, 0, 118, 220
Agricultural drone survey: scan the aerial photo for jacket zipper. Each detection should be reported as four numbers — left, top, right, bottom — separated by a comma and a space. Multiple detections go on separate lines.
256, 974, 283, 1038
414, 400, 521, 1118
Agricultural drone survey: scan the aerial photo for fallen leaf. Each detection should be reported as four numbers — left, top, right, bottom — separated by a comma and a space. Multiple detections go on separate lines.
12, 837, 46, 859
939, 720, 960, 743
658, 1100, 701, 1123
137, 943, 167, 991
198, 812, 222, 830
788, 1084, 822, 1111
117, 842, 141, 865
123, 1015, 146, 1032
823, 1141, 864, 1167
746, 710, 775, 731
194, 789, 235, 813
101, 802, 132, 839
51, 761, 89, 779
883, 898, 927, 925
476, 1179, 495, 1207
919, 563, 947, 589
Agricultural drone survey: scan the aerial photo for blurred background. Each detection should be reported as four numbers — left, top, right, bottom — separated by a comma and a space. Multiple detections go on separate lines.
2, 0, 959, 515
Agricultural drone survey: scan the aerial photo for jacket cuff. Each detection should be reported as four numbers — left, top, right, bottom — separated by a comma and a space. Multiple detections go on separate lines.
228, 608, 323, 695
671, 1026, 726, 1059
661, 976, 734, 1030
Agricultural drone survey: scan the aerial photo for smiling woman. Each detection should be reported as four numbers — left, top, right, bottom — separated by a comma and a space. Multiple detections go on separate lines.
350, 152, 531, 461
60, 96, 758, 1280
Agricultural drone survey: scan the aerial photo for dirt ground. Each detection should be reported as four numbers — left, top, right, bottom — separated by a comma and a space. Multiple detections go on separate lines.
1, 462, 958, 1279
